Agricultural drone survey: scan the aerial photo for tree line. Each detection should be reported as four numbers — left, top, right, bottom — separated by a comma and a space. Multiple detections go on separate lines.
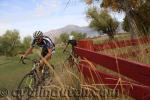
55, 31, 87, 44
0, 30, 87, 57
0, 30, 32, 56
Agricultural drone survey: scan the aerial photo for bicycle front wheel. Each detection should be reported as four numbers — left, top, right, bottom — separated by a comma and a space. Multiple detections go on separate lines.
16, 70, 38, 100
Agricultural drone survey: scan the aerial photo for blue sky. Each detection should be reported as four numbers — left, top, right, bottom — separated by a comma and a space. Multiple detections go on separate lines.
0, 0, 125, 38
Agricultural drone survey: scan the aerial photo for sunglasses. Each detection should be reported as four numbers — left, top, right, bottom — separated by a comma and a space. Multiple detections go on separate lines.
35, 37, 42, 42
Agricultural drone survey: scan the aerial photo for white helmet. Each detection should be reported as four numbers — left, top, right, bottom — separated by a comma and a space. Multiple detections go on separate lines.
69, 35, 74, 40
33, 31, 43, 38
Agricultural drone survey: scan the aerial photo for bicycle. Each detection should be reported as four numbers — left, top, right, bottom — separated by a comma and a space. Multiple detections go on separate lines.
16, 58, 54, 100
63, 50, 79, 72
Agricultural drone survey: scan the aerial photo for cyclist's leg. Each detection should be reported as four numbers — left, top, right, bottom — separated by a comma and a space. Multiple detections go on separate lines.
45, 49, 55, 69
40, 49, 56, 85
40, 48, 49, 68
36, 48, 48, 82
68, 47, 78, 68
40, 48, 55, 75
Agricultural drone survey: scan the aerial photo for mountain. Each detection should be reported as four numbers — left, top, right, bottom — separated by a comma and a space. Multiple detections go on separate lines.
44, 24, 125, 41
44, 25, 99, 41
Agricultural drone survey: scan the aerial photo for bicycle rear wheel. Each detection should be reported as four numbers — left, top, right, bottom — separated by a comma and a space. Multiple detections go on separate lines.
16, 70, 38, 100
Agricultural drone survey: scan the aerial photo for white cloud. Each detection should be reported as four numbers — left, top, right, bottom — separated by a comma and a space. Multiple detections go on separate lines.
35, 0, 60, 17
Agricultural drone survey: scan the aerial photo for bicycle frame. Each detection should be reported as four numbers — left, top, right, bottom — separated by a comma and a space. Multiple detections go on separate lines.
20, 58, 40, 90
19, 58, 53, 88
25, 75, 35, 90
17, 58, 53, 100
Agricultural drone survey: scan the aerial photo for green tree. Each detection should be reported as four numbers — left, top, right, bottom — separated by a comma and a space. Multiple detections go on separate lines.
0, 36, 3, 55
60, 33, 69, 43
85, 0, 147, 39
87, 8, 119, 39
0, 29, 21, 56
54, 37, 61, 44
22, 36, 32, 50
71, 31, 87, 40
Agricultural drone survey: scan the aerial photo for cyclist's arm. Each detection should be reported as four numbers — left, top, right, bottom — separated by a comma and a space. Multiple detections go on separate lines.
23, 39, 36, 57
24, 47, 33, 57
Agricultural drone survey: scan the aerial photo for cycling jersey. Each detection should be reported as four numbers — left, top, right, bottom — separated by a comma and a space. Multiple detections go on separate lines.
31, 36, 55, 57
67, 40, 77, 49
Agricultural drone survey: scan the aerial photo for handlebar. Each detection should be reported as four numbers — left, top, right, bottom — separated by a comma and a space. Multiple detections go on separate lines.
20, 57, 27, 64
20, 57, 40, 64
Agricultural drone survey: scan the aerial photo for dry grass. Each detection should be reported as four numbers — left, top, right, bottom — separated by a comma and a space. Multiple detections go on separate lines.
22, 50, 133, 100
99, 43, 150, 64
93, 33, 131, 44
41, 34, 149, 100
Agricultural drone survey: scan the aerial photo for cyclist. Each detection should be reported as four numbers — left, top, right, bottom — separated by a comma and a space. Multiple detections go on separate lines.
21, 31, 55, 75
63, 35, 77, 53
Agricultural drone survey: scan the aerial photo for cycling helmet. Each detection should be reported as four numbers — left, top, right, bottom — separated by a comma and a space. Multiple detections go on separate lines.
69, 35, 74, 40
33, 31, 43, 38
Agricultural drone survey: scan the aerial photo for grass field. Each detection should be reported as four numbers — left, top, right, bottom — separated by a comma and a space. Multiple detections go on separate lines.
0, 56, 32, 90
0, 47, 84, 100
99, 42, 150, 64
0, 47, 67, 90
0, 47, 132, 100
92, 33, 131, 44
